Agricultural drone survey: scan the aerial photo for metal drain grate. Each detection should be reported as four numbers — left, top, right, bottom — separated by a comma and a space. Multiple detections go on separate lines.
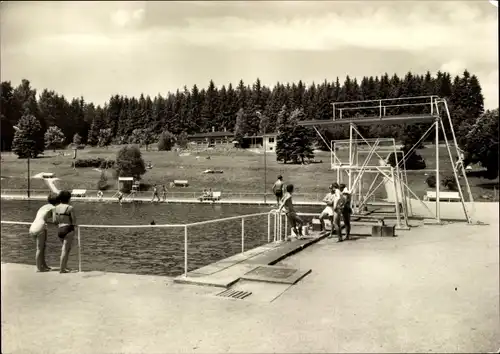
216, 289, 252, 300
245, 266, 297, 279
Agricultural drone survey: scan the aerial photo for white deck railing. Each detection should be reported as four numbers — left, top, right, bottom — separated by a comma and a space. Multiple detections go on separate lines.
0, 210, 303, 277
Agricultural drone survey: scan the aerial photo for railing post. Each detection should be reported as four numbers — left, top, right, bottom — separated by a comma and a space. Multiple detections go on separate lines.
184, 225, 188, 277
241, 218, 245, 253
379, 100, 382, 118
267, 213, 271, 243
77, 227, 82, 273
284, 214, 288, 241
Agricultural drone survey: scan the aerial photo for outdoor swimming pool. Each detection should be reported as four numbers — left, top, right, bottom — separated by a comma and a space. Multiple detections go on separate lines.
1, 200, 319, 276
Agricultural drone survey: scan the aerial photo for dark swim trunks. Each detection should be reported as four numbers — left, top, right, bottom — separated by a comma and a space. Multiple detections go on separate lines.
58, 225, 75, 240
275, 191, 283, 200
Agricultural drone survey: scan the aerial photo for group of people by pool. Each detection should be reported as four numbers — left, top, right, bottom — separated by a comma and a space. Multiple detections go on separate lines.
272, 175, 352, 242
29, 190, 77, 273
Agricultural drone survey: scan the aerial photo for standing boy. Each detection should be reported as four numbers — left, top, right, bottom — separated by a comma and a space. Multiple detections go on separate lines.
161, 185, 168, 202
337, 183, 352, 242
278, 184, 304, 240
272, 175, 285, 206
151, 184, 160, 202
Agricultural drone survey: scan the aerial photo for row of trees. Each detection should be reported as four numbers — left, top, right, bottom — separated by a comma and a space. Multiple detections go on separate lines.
2, 70, 497, 177
1, 70, 484, 150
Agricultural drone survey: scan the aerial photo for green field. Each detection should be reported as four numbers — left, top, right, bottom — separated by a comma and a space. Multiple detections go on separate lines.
1, 145, 498, 202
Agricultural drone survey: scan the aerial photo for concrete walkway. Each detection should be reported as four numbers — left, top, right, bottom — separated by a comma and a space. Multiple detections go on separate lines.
2, 205, 499, 353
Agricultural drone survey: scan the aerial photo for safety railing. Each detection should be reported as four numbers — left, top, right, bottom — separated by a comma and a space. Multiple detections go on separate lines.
0, 210, 299, 277
332, 95, 439, 120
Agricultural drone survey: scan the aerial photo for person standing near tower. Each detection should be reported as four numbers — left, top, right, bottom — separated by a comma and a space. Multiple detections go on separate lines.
272, 175, 285, 206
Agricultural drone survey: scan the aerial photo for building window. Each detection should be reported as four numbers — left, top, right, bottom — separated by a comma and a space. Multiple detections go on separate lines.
268, 137, 275, 143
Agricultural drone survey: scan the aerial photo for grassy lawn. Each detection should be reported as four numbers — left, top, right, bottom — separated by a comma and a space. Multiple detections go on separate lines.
1, 145, 498, 202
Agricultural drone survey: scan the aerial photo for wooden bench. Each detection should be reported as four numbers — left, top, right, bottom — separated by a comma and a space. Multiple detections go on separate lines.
71, 189, 87, 197
198, 191, 221, 202
423, 191, 460, 202
173, 180, 189, 187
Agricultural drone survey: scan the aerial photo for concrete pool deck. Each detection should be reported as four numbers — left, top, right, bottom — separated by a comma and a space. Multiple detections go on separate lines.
2, 203, 498, 353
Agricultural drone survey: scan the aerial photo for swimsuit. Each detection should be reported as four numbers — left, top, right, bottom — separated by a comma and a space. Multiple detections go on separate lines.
58, 225, 75, 240
29, 204, 54, 237
55, 205, 74, 240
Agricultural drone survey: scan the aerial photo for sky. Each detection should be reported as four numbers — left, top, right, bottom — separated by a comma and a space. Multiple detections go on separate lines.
1, 1, 498, 109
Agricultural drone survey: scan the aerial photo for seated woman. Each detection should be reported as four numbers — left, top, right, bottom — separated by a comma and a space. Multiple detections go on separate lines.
53, 190, 77, 274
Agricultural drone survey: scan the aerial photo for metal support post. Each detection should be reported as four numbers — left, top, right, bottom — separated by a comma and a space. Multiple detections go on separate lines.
241, 218, 245, 253
436, 107, 471, 223
348, 124, 353, 191
27, 156, 31, 198
391, 167, 402, 228
267, 213, 271, 243
184, 225, 188, 277
284, 214, 288, 241
435, 120, 440, 223
77, 227, 82, 272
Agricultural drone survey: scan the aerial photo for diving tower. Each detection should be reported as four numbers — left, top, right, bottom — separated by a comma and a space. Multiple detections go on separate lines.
297, 95, 475, 226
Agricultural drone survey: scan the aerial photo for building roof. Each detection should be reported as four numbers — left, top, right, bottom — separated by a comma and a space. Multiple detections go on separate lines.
187, 131, 234, 138
187, 131, 277, 139
243, 132, 277, 138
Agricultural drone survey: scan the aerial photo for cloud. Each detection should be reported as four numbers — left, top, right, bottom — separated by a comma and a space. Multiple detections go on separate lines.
440, 61, 468, 76
0, 1, 497, 108
110, 8, 145, 29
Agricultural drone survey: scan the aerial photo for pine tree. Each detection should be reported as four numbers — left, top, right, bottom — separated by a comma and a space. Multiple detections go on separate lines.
288, 108, 314, 164
234, 108, 248, 146
201, 80, 218, 132
275, 105, 290, 163
0, 81, 15, 151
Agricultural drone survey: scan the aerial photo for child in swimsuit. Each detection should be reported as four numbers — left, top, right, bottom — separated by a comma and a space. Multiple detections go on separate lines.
29, 192, 60, 272
161, 185, 167, 202
53, 190, 77, 274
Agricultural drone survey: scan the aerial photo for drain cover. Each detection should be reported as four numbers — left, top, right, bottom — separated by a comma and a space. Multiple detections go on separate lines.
216, 289, 252, 300
241, 265, 311, 285
245, 266, 297, 279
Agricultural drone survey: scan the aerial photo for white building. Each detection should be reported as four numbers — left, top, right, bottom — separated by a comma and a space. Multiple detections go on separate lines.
243, 133, 277, 152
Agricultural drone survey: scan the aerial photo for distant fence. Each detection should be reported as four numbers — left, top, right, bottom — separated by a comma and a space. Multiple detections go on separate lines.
1, 189, 381, 203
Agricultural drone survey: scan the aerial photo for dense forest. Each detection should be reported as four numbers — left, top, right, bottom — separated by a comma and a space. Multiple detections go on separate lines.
0, 70, 485, 152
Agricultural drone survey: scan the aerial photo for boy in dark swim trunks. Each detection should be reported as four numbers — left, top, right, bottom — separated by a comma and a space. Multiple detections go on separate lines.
272, 175, 284, 206
53, 190, 77, 273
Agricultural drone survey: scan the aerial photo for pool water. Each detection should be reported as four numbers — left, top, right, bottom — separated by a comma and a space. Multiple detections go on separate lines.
1, 201, 319, 276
